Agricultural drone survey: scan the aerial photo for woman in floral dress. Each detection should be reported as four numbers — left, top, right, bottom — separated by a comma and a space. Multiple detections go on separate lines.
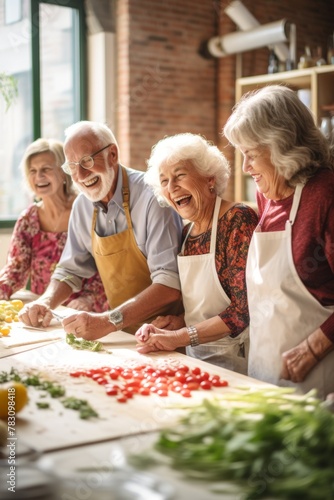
0, 138, 107, 312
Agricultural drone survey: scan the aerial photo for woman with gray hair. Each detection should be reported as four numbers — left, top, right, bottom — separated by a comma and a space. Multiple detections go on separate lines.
136, 133, 258, 373
223, 84, 334, 399
0, 138, 107, 312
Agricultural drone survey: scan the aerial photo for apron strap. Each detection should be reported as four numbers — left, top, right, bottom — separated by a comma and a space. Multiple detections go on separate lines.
92, 207, 98, 233
180, 196, 222, 255
121, 166, 133, 230
288, 183, 304, 225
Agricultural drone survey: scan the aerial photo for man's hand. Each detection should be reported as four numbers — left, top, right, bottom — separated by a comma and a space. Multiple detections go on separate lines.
62, 312, 114, 340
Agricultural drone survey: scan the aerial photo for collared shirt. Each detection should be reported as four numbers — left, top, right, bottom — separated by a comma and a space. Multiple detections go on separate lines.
52, 165, 183, 292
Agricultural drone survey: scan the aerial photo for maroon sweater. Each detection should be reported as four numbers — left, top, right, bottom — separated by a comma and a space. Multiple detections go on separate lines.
257, 168, 334, 342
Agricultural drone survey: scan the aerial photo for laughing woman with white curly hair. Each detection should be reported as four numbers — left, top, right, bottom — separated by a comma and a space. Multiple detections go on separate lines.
223, 85, 334, 399
135, 133, 258, 373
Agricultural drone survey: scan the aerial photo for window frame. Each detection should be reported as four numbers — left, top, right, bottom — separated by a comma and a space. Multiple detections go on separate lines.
0, 0, 87, 228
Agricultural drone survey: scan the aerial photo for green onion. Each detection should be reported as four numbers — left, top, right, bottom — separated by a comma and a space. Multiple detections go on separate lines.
132, 388, 334, 499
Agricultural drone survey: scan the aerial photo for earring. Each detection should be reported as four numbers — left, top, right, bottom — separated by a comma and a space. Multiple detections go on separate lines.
209, 185, 214, 193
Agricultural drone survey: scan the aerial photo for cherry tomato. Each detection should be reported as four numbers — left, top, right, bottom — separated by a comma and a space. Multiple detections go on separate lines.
171, 385, 182, 393
164, 368, 176, 377
200, 380, 212, 390
183, 382, 200, 391
69, 371, 84, 378
105, 387, 118, 396
199, 371, 210, 381
100, 366, 111, 373
96, 377, 108, 385
177, 364, 189, 373
116, 395, 128, 403
109, 369, 120, 380
122, 390, 133, 399
156, 389, 168, 397
121, 370, 134, 380
191, 366, 201, 376
174, 371, 187, 383
138, 388, 150, 396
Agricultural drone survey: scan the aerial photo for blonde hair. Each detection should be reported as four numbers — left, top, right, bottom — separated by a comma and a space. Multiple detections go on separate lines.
20, 138, 75, 196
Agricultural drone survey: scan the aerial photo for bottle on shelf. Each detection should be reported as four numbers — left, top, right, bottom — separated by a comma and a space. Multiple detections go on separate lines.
315, 46, 327, 66
328, 33, 334, 65
268, 50, 279, 74
298, 46, 314, 69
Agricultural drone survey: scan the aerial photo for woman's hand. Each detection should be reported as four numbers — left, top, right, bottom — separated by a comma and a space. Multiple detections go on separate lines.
135, 323, 187, 353
151, 314, 185, 330
280, 339, 317, 383
280, 328, 333, 383
66, 297, 94, 312
18, 301, 53, 328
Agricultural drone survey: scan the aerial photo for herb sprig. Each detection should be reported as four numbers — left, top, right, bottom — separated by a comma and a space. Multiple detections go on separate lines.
66, 333, 104, 352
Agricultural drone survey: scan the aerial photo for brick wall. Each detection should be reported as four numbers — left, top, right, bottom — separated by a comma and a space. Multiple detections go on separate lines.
116, 0, 334, 199
116, 0, 218, 169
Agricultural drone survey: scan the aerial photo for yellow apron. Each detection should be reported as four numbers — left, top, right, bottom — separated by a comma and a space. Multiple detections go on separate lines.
92, 167, 152, 333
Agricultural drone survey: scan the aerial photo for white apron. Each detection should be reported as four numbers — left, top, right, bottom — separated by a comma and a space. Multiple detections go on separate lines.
247, 184, 334, 399
178, 196, 249, 373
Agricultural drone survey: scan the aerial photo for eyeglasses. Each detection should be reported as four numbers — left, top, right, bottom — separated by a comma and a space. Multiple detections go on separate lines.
61, 143, 112, 175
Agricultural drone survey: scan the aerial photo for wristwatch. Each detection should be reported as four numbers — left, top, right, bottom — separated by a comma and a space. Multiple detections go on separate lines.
108, 309, 124, 331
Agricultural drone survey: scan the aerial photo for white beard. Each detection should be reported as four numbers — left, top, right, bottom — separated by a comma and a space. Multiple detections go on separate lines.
74, 167, 115, 202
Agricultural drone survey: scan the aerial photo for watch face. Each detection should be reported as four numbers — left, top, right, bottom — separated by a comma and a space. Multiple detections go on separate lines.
109, 310, 123, 325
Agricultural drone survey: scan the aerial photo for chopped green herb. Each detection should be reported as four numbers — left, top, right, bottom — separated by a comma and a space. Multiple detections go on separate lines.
24, 375, 42, 387
62, 397, 99, 419
1, 368, 98, 420
36, 402, 50, 409
0, 367, 22, 383
41, 381, 66, 398
66, 333, 104, 352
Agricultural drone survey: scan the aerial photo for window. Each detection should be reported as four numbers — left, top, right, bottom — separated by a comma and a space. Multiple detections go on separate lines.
0, 0, 86, 223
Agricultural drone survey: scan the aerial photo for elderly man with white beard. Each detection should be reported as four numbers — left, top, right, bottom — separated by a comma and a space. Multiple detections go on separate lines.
19, 121, 183, 339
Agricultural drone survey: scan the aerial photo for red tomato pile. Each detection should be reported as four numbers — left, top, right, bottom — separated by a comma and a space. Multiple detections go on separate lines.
69, 362, 229, 403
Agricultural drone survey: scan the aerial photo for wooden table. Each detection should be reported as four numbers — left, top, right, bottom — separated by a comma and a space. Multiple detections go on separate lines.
1, 323, 274, 499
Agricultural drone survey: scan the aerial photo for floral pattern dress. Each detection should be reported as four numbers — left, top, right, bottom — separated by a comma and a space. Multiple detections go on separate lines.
0, 204, 108, 312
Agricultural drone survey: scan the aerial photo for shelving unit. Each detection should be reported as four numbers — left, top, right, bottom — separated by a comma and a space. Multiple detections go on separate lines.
234, 65, 334, 204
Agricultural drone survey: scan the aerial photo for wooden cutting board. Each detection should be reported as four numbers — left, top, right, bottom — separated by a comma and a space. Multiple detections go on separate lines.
0, 306, 76, 358
0, 323, 64, 358
1, 335, 270, 453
